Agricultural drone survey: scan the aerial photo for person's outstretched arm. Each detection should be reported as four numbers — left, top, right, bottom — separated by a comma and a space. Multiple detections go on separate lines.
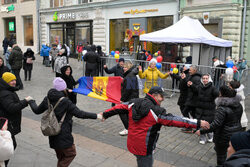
28, 97, 48, 114
67, 100, 97, 119
103, 104, 129, 119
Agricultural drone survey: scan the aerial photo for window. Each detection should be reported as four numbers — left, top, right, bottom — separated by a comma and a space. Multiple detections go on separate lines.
22, 0, 34, 2
23, 16, 33, 46
78, 0, 92, 4
4, 0, 16, 4
50, 0, 64, 8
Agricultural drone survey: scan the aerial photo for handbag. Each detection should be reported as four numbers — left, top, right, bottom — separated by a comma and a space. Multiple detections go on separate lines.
26, 57, 33, 64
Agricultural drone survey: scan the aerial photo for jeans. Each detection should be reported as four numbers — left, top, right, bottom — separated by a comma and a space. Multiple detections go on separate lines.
135, 154, 153, 167
12, 69, 23, 89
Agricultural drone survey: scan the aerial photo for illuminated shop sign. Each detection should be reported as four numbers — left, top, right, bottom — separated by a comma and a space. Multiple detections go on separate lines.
1, 4, 15, 13
53, 11, 89, 21
124, 9, 158, 15
9, 22, 14, 31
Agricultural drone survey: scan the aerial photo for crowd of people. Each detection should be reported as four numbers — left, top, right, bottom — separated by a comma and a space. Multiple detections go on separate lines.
0, 40, 249, 167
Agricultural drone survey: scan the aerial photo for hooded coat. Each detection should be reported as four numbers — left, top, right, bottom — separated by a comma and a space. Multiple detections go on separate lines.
0, 57, 10, 77
139, 67, 169, 93
83, 48, 100, 76
235, 84, 248, 128
190, 79, 219, 123
0, 78, 28, 135
200, 95, 243, 145
60, 65, 78, 104
223, 149, 250, 167
121, 66, 139, 102
40, 45, 50, 57
23, 49, 35, 71
28, 89, 97, 149
9, 46, 23, 70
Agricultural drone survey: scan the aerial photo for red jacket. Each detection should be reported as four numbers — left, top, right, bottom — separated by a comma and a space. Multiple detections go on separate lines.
77, 45, 84, 53
103, 93, 199, 156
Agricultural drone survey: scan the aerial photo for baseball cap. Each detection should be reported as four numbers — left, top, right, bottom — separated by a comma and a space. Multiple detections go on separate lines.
148, 86, 166, 97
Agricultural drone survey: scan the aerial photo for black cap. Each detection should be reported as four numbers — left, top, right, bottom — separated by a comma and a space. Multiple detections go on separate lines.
231, 130, 250, 151
148, 86, 166, 97
119, 58, 125, 62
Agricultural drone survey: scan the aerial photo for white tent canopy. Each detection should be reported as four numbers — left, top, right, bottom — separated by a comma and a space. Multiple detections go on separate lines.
140, 16, 232, 47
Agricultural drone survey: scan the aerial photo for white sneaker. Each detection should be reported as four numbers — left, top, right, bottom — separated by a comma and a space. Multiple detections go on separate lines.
199, 140, 206, 145
119, 129, 128, 136
207, 138, 213, 143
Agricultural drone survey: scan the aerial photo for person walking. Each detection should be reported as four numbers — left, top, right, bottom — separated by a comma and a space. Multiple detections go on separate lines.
50, 44, 59, 72
2, 37, 9, 55
189, 74, 219, 144
102, 86, 209, 167
4, 47, 12, 71
9, 45, 23, 90
60, 65, 78, 104
27, 77, 102, 167
54, 49, 68, 77
76, 43, 84, 62
0, 57, 10, 77
229, 80, 248, 131
40, 44, 50, 67
139, 58, 169, 93
23, 48, 35, 81
97, 45, 106, 76
119, 61, 139, 136
195, 85, 243, 166
223, 130, 250, 167
83, 45, 100, 77
0, 120, 14, 167
0, 72, 32, 166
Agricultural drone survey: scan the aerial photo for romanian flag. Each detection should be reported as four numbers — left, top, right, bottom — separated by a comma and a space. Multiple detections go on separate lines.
73, 76, 123, 104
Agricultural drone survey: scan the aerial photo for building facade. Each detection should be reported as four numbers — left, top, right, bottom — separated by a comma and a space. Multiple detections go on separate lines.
39, 0, 178, 55
0, 0, 38, 52
180, 0, 250, 61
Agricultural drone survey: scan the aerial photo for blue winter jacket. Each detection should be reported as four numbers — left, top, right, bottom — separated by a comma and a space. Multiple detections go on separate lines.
40, 45, 50, 57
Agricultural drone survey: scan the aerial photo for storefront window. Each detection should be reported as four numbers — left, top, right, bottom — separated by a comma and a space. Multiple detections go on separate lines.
50, 24, 63, 45
4, 0, 16, 4
23, 16, 33, 46
50, 0, 63, 8
109, 16, 173, 54
78, 0, 92, 4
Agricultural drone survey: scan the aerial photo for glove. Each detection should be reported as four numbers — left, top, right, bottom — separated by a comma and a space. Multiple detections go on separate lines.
25, 96, 33, 102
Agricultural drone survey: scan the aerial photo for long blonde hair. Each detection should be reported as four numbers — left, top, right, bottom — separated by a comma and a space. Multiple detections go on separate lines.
124, 61, 133, 70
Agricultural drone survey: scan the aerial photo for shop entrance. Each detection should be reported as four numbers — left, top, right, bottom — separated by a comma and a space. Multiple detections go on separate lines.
4, 17, 16, 46
65, 22, 75, 54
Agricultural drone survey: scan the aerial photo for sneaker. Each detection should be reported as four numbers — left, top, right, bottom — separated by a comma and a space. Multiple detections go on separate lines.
207, 138, 213, 143
119, 129, 128, 136
199, 140, 206, 145
181, 128, 193, 133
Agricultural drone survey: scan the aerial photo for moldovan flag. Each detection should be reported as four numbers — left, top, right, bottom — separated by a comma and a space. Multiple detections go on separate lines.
73, 76, 123, 104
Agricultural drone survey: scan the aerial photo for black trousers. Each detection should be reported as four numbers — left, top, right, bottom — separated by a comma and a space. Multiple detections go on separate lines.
179, 105, 185, 117
5, 135, 17, 166
214, 142, 228, 166
182, 106, 196, 118
119, 113, 129, 130
12, 69, 23, 89
24, 70, 32, 80
85, 69, 98, 77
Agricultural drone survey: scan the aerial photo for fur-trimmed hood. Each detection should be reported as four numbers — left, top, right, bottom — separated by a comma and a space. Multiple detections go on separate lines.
215, 95, 242, 107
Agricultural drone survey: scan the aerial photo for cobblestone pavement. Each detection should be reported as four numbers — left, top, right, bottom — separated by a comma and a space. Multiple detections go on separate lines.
14, 54, 250, 167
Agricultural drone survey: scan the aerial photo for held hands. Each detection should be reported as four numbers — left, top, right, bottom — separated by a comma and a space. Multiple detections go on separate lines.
195, 130, 201, 136
68, 89, 73, 93
103, 65, 107, 69
97, 112, 105, 121
200, 120, 210, 130
138, 66, 142, 71
187, 81, 193, 87
25, 96, 33, 102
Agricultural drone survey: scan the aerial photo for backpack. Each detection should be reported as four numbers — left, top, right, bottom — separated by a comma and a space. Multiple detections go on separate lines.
41, 97, 66, 136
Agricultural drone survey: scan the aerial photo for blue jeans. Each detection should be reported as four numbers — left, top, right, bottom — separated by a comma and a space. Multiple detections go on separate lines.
134, 154, 153, 167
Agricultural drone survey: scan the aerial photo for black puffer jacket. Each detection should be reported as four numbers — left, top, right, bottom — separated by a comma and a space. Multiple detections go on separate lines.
191, 82, 219, 122
0, 78, 28, 135
9, 46, 23, 70
83, 51, 100, 71
185, 72, 202, 107
60, 65, 78, 104
23, 49, 35, 71
28, 89, 97, 149
200, 95, 243, 145
223, 149, 250, 167
171, 69, 189, 106
104, 64, 124, 77
121, 66, 139, 102
0, 57, 10, 77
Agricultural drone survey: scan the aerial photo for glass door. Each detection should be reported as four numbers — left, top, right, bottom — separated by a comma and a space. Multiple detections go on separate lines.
65, 22, 75, 55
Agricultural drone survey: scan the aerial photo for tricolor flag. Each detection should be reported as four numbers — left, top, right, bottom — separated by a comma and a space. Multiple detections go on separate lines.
73, 76, 123, 104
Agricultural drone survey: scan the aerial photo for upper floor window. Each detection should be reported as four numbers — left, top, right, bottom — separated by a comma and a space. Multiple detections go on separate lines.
4, 0, 17, 4
22, 0, 34, 2
50, 0, 64, 8
78, 0, 92, 4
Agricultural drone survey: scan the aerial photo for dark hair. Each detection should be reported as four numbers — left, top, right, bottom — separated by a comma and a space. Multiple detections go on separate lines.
219, 85, 236, 97
229, 80, 241, 89
90, 45, 96, 52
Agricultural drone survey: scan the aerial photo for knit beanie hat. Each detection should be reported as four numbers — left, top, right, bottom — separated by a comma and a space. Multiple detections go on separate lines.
2, 72, 16, 83
53, 77, 67, 91
231, 130, 250, 151
118, 58, 124, 62
149, 58, 157, 65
